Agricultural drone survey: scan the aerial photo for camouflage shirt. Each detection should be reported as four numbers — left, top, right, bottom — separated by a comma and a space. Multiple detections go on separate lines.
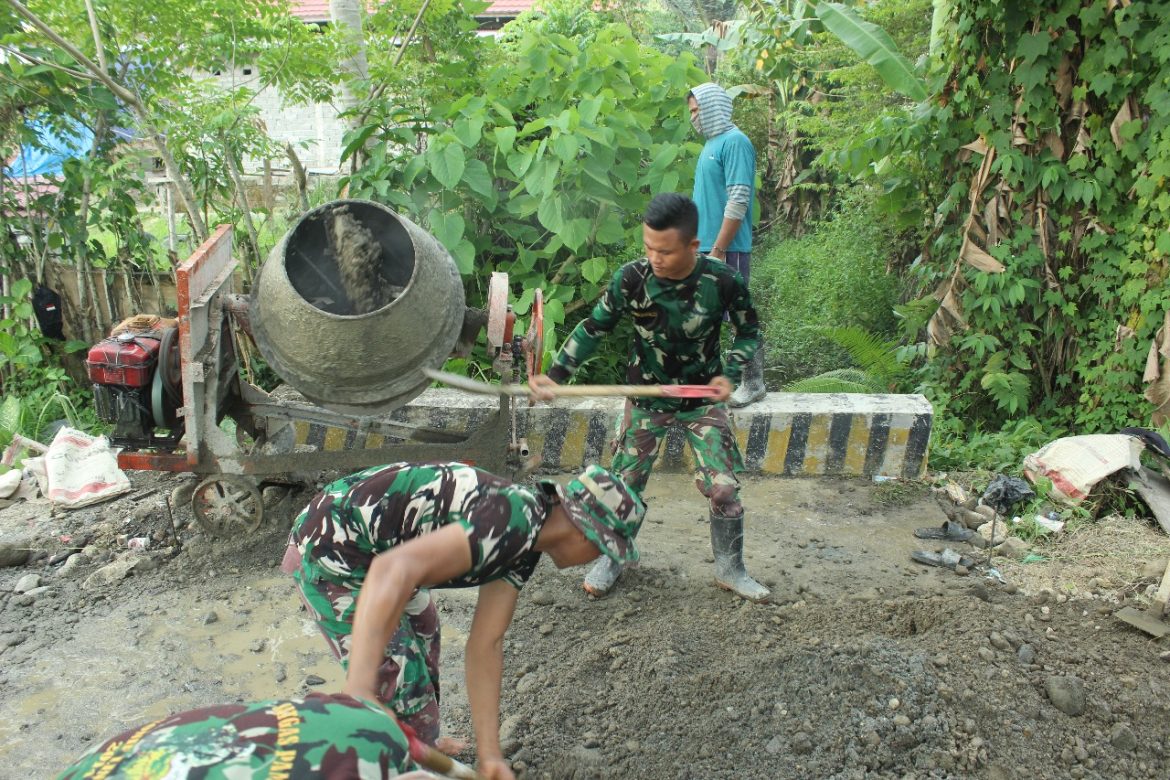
56, 694, 414, 779
547, 255, 760, 411
290, 462, 545, 590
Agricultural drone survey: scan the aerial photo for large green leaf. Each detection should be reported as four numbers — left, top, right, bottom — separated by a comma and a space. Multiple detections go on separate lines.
561, 217, 590, 251
427, 209, 465, 250
815, 3, 928, 102
537, 196, 566, 234
581, 257, 608, 284
461, 159, 495, 199
429, 144, 466, 189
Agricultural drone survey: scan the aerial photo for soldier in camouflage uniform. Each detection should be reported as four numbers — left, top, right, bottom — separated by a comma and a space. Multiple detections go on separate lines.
56, 693, 433, 779
282, 461, 644, 780
530, 192, 770, 603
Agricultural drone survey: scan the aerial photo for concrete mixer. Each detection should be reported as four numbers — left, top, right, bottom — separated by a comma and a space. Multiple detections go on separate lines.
87, 200, 543, 536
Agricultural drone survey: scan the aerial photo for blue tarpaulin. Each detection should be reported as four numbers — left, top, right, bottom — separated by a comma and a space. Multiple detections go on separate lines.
3, 121, 94, 178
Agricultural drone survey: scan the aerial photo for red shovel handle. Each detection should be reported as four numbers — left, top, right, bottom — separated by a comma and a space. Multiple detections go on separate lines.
658, 384, 723, 399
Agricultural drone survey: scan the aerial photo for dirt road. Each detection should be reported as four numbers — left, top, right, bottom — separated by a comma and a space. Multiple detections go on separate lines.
1, 472, 1168, 779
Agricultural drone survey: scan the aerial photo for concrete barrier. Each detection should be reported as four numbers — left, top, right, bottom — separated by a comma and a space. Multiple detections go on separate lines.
290, 390, 932, 479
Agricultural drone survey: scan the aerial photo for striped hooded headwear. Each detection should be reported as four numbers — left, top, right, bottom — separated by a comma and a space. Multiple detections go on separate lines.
688, 82, 735, 139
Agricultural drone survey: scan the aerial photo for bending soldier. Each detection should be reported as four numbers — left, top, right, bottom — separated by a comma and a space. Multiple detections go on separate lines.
283, 461, 644, 780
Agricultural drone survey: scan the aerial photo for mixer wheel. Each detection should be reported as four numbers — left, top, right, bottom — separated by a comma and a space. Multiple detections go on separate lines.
191, 475, 264, 536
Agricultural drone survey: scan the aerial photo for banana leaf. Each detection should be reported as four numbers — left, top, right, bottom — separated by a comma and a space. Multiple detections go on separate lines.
815, 2, 929, 102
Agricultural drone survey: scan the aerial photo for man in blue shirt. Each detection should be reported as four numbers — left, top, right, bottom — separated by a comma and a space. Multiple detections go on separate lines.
688, 82, 766, 407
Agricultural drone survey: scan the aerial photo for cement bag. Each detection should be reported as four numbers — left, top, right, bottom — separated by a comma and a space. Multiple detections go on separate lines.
42, 427, 131, 508
1023, 434, 1143, 504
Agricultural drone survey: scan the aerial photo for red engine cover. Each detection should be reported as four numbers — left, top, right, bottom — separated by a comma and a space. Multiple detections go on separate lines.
86, 332, 161, 387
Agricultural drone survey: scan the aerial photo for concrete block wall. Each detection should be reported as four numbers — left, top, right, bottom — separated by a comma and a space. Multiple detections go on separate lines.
290, 390, 933, 479
205, 68, 346, 171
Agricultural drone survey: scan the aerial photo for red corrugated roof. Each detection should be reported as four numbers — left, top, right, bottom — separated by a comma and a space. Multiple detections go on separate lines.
287, 1, 536, 22
480, 0, 537, 14
289, 0, 330, 22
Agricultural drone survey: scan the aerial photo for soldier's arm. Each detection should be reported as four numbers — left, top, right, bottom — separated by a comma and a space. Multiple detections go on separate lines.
545, 267, 629, 383
344, 525, 473, 704
725, 277, 761, 384
466, 579, 521, 780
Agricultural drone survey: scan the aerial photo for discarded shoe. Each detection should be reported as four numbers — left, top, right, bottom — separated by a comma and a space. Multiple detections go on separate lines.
911, 548, 976, 570
913, 520, 976, 542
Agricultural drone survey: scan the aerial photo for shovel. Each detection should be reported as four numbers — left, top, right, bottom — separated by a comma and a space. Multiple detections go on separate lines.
423, 368, 722, 400
400, 722, 486, 780
1115, 558, 1170, 638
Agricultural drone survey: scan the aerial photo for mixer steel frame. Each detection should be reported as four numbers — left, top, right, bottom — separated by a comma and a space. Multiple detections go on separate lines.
117, 226, 518, 526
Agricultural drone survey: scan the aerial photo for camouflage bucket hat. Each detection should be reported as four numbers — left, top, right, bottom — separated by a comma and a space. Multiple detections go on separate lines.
539, 465, 645, 564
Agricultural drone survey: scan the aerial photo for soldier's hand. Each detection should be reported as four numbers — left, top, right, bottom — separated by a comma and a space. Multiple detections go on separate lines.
478, 757, 517, 780
709, 376, 733, 403
528, 374, 559, 402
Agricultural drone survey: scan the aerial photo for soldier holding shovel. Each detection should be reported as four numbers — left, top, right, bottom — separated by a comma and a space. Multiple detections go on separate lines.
530, 193, 770, 603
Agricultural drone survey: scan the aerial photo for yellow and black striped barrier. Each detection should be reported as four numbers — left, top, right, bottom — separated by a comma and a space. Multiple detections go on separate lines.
287, 390, 931, 479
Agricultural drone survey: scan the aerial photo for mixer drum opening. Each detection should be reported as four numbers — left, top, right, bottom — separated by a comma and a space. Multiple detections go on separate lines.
285, 201, 415, 316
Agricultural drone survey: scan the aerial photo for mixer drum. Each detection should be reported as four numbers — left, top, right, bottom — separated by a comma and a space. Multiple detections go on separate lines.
250, 199, 466, 416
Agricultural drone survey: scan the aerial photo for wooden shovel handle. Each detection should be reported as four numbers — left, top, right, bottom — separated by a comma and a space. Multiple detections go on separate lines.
540, 384, 720, 399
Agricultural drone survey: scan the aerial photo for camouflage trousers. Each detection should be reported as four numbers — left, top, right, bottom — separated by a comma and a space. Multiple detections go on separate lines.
611, 401, 745, 518
286, 546, 442, 744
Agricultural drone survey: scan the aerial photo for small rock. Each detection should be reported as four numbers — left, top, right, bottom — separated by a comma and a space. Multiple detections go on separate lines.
24, 585, 54, 598
888, 698, 900, 710
5, 633, 27, 646
1159, 651, 1170, 663
202, 611, 220, 625
989, 631, 1010, 650
82, 558, 137, 589
791, 731, 813, 755
954, 564, 970, 576
996, 536, 1030, 561
1140, 557, 1169, 581
528, 591, 554, 606
893, 714, 911, 727
977, 522, 1008, 545
538, 623, 553, 636
274, 664, 287, 683
623, 739, 639, 753
249, 639, 267, 653
764, 736, 783, 755
978, 647, 996, 662
57, 554, 86, 579
974, 504, 997, 520
1017, 644, 1036, 665
13, 594, 34, 607
0, 536, 32, 568
515, 673, 539, 694
569, 746, 603, 766
1109, 723, 1137, 752
1044, 675, 1086, 716
304, 674, 326, 686
14, 573, 42, 593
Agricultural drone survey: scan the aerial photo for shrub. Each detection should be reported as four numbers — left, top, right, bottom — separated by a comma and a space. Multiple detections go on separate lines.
751, 189, 906, 384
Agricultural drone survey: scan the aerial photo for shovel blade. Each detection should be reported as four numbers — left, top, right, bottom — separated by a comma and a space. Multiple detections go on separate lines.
1115, 606, 1170, 637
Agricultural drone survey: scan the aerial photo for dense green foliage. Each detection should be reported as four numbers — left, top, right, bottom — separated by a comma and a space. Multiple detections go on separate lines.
752, 192, 906, 384
343, 20, 705, 374
841, 1, 1170, 436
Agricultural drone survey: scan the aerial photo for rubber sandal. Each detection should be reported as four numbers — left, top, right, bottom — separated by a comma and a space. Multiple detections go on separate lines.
913, 520, 976, 542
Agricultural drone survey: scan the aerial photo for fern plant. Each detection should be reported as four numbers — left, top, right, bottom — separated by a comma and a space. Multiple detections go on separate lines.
783, 326, 909, 393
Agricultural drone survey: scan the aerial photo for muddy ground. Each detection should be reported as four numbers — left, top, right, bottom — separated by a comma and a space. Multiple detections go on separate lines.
2, 470, 1169, 779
